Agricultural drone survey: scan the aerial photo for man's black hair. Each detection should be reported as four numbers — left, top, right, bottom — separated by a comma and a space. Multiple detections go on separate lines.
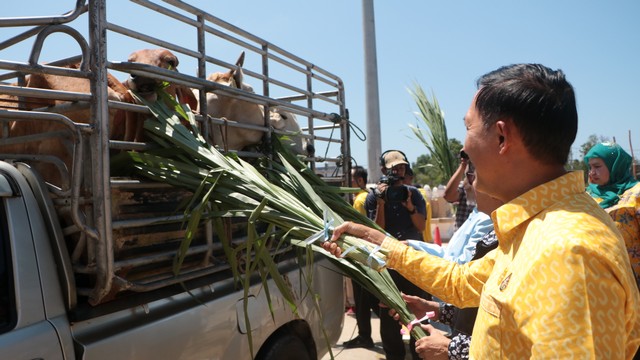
352, 165, 368, 184
475, 64, 577, 165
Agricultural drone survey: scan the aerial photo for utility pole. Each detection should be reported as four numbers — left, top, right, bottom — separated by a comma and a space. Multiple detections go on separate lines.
630, 130, 637, 179
362, 0, 382, 181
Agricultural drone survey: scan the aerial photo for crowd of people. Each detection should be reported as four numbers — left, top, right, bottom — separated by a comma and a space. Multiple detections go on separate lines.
337, 63, 640, 359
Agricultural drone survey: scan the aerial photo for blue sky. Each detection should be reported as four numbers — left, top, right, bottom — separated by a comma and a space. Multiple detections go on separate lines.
3, 1, 640, 178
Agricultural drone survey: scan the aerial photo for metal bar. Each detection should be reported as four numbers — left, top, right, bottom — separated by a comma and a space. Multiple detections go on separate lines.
199, 23, 265, 57
110, 266, 226, 293
111, 60, 339, 122
0, 84, 92, 103
0, 56, 84, 82
0, 60, 90, 79
112, 243, 219, 270
28, 25, 90, 71
196, 14, 209, 140
87, 0, 114, 306
0, 0, 87, 27
0, 26, 44, 52
0, 110, 93, 235
159, 0, 343, 85
112, 214, 192, 229
277, 91, 340, 102
306, 64, 316, 173
306, 135, 342, 143
305, 124, 342, 131
106, 22, 201, 60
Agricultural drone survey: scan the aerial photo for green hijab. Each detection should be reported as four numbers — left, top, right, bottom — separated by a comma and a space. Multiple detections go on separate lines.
584, 142, 638, 208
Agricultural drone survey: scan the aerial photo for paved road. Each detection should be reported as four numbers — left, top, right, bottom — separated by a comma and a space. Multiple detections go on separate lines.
321, 234, 453, 359
320, 311, 413, 360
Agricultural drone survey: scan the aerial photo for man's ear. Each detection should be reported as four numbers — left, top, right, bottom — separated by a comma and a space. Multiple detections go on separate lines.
495, 120, 510, 154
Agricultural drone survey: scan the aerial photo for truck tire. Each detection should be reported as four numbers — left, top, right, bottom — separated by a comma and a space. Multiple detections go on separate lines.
260, 334, 312, 360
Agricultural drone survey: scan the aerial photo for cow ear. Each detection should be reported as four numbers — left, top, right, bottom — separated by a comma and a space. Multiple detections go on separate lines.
232, 66, 244, 89
235, 51, 245, 67
231, 51, 246, 88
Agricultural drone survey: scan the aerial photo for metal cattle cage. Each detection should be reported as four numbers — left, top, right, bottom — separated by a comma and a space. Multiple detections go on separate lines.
0, 0, 350, 306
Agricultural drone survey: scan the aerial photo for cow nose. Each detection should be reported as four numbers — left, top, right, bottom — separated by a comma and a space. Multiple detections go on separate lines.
131, 76, 158, 94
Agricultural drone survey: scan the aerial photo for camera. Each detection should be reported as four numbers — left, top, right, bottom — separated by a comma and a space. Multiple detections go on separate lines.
374, 174, 409, 203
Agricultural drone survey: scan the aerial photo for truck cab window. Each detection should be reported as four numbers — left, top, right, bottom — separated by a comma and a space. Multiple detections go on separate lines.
0, 203, 14, 333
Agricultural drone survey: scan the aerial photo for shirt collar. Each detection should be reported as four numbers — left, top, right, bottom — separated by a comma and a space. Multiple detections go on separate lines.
491, 171, 585, 243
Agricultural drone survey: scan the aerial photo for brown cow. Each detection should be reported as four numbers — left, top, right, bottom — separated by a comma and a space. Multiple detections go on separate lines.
0, 48, 197, 187
124, 48, 198, 141
0, 63, 134, 187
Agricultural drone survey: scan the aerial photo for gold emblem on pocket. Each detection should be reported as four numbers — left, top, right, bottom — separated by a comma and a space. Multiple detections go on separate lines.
499, 273, 512, 291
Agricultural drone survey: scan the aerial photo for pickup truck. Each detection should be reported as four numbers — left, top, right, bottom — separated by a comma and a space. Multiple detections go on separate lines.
0, 1, 350, 359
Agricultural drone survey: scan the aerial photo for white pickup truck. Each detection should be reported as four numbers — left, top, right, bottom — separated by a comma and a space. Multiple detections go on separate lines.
0, 1, 350, 359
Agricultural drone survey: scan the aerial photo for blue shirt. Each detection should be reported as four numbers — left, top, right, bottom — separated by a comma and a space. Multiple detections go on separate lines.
408, 207, 493, 264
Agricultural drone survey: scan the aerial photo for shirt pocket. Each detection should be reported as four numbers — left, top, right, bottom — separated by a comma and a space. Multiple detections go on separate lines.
480, 290, 501, 318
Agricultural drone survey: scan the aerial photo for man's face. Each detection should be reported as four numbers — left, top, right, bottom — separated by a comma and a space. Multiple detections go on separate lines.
389, 164, 407, 177
463, 96, 498, 197
351, 170, 365, 189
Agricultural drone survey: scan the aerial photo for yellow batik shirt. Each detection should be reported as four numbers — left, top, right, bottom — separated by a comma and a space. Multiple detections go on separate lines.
383, 171, 640, 359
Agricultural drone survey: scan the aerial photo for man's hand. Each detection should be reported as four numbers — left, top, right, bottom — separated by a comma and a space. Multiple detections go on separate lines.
415, 324, 450, 360
402, 189, 415, 212
375, 183, 388, 205
321, 221, 388, 257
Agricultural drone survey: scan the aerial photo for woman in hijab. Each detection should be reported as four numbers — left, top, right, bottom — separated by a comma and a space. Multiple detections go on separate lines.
584, 142, 640, 286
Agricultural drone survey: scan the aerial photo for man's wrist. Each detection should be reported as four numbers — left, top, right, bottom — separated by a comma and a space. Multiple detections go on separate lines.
407, 207, 416, 215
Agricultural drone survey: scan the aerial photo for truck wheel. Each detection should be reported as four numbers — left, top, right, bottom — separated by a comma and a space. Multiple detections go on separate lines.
261, 334, 312, 360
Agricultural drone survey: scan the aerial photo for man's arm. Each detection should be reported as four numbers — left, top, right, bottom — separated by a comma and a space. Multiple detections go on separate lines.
374, 199, 386, 228
383, 238, 492, 308
444, 160, 467, 203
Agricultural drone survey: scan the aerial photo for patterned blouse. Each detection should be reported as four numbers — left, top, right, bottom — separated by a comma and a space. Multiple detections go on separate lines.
593, 182, 640, 287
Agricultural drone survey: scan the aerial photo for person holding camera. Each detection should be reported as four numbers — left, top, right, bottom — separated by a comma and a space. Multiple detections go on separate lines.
444, 150, 474, 231
364, 150, 429, 360
367, 150, 427, 239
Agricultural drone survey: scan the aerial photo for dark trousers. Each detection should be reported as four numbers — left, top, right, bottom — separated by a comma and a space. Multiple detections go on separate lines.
352, 280, 379, 339
380, 269, 430, 360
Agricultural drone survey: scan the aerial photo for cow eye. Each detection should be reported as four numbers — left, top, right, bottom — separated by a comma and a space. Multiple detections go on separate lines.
165, 58, 177, 69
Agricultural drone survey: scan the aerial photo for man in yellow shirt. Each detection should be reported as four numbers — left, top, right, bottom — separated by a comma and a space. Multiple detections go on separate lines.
324, 64, 640, 358
351, 165, 369, 216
